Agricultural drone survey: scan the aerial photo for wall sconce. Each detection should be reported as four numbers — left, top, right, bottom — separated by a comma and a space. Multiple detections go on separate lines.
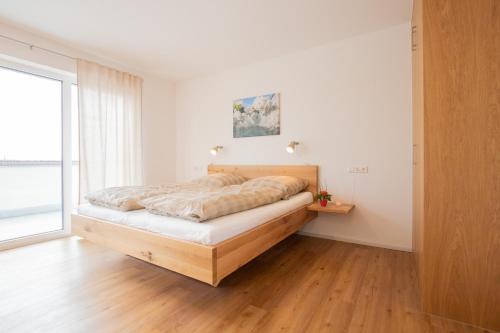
286, 141, 299, 154
210, 145, 223, 156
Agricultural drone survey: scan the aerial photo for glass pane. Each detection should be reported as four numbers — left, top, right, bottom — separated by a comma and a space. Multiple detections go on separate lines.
0, 66, 63, 241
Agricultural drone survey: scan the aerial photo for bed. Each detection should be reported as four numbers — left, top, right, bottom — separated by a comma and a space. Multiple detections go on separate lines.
72, 165, 318, 286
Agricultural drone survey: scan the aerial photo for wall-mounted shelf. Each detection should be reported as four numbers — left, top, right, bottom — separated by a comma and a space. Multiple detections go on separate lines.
307, 202, 355, 214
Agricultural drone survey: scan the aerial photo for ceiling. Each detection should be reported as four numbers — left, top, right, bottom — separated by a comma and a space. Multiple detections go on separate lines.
0, 0, 411, 81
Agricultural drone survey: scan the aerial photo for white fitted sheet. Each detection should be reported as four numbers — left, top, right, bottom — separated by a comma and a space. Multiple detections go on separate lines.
77, 192, 313, 245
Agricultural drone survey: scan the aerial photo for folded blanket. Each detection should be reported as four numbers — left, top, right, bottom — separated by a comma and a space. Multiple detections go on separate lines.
140, 185, 284, 222
85, 173, 247, 211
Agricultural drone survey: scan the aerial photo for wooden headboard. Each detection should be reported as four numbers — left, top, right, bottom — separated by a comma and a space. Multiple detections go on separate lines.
208, 164, 319, 194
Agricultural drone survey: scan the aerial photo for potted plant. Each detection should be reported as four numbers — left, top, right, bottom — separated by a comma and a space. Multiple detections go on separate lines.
316, 190, 332, 207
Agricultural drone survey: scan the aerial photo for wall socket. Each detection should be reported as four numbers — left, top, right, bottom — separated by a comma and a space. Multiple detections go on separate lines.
348, 166, 368, 174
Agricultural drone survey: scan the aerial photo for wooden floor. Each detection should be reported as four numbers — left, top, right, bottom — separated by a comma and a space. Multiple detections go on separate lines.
0, 235, 496, 333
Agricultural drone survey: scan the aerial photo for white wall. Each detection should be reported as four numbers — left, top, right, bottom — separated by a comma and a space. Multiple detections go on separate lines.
175, 23, 412, 251
142, 77, 176, 184
0, 21, 176, 184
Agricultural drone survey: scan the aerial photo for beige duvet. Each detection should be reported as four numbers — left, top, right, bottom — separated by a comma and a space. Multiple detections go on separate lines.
139, 185, 285, 222
85, 174, 308, 222
84, 173, 248, 211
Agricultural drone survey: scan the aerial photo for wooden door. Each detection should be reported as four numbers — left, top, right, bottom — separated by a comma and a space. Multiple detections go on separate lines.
422, 0, 500, 330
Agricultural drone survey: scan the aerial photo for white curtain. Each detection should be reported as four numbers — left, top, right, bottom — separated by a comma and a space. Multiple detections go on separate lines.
77, 59, 143, 202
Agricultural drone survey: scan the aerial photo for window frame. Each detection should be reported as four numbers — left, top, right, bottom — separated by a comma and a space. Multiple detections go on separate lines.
0, 57, 77, 250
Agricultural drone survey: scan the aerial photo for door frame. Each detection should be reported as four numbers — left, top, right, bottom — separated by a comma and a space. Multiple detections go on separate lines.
0, 57, 76, 250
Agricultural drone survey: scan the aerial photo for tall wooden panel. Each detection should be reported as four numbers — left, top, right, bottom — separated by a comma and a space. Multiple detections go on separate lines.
413, 0, 500, 331
411, 0, 424, 292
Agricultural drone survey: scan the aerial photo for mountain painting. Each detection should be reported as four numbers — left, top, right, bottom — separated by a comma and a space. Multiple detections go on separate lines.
233, 93, 280, 138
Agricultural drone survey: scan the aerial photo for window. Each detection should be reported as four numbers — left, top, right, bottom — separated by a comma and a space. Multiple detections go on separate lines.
0, 59, 76, 246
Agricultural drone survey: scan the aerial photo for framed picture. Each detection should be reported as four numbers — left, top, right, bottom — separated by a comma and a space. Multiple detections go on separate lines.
233, 93, 280, 138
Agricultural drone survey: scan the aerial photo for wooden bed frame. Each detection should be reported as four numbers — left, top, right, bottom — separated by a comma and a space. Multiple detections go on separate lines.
72, 165, 318, 286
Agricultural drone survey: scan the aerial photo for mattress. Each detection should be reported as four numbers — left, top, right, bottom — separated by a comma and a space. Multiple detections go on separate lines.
76, 191, 313, 245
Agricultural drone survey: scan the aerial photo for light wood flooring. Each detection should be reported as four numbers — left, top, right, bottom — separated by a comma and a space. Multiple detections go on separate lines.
0, 235, 496, 333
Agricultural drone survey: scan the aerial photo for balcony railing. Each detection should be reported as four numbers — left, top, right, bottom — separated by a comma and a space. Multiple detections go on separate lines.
0, 160, 79, 219
0, 160, 79, 167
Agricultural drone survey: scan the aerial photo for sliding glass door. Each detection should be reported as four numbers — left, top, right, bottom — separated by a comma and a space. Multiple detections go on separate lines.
0, 60, 74, 246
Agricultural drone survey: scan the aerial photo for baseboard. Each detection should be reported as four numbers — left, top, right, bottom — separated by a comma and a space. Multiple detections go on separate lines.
297, 231, 413, 252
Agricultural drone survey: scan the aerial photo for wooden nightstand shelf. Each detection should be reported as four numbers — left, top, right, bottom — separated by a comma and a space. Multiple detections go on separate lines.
307, 202, 355, 214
